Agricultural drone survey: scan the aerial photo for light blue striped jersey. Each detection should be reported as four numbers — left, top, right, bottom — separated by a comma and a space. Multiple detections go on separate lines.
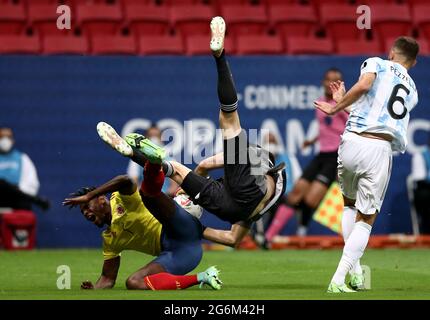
345, 57, 418, 153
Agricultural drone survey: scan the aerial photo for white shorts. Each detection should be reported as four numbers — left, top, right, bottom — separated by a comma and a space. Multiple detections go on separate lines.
338, 132, 393, 215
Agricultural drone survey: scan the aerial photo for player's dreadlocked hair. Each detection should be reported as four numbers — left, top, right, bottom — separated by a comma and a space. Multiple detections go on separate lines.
64, 186, 97, 210
71, 186, 97, 198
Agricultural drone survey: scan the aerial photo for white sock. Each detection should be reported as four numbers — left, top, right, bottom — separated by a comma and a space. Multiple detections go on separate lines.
341, 206, 363, 275
331, 221, 372, 285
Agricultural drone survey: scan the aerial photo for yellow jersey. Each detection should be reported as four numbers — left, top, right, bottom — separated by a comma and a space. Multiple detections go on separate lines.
102, 189, 162, 260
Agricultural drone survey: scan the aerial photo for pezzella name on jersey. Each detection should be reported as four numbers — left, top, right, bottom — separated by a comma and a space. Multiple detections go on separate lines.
390, 65, 416, 91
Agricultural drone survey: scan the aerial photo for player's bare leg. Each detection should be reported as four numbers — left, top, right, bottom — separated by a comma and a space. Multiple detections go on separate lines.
126, 262, 166, 290
287, 178, 311, 206
304, 181, 328, 209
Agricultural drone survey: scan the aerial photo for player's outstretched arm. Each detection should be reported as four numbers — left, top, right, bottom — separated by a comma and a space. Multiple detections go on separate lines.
82, 256, 121, 290
195, 152, 224, 177
203, 221, 252, 248
63, 175, 137, 208
314, 73, 376, 115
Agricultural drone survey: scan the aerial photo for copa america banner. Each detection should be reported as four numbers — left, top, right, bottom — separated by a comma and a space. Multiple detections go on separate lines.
1, 56, 429, 248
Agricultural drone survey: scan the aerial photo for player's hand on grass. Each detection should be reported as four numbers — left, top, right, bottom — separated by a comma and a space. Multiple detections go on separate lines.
314, 100, 336, 115
330, 80, 346, 103
62, 194, 91, 209
81, 280, 94, 289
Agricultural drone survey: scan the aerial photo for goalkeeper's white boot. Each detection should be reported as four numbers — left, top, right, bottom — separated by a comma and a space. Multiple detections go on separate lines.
97, 122, 133, 157
210, 16, 226, 58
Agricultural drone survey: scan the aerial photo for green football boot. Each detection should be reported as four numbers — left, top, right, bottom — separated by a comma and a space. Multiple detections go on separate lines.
327, 282, 357, 293
198, 266, 223, 290
349, 273, 366, 291
125, 133, 166, 165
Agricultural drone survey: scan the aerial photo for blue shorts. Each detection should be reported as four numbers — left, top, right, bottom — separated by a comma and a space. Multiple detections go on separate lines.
152, 206, 203, 275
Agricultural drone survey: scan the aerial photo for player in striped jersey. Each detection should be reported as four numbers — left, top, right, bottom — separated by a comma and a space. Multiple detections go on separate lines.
315, 36, 419, 293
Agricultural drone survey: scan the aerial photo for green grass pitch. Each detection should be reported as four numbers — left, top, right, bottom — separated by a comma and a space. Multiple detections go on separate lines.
0, 248, 429, 300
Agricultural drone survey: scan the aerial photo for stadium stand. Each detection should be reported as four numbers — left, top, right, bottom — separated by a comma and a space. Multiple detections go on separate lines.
28, 3, 73, 37
91, 34, 136, 54
236, 34, 283, 55
320, 4, 365, 40
185, 34, 211, 55
220, 4, 268, 39
185, 34, 235, 55
412, 4, 430, 41
42, 34, 88, 54
336, 39, 383, 55
0, 0, 429, 55
138, 34, 184, 55
0, 35, 40, 54
124, 4, 170, 37
170, 4, 215, 38
268, 4, 317, 38
0, 3, 26, 35
286, 36, 334, 55
371, 4, 413, 43
76, 3, 123, 37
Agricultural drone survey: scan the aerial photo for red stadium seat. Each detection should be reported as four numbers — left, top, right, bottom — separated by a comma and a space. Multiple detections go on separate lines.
236, 34, 283, 55
268, 4, 317, 38
0, 35, 40, 54
124, 4, 170, 37
417, 39, 430, 55
185, 34, 236, 56
0, 3, 26, 35
22, 0, 58, 3
372, 4, 413, 43
408, 0, 430, 6
412, 5, 430, 40
336, 39, 383, 55
261, 0, 297, 5
42, 35, 89, 54
212, 0, 252, 8
286, 36, 334, 55
138, 35, 184, 55
170, 5, 215, 38
308, 0, 348, 10
220, 5, 268, 39
91, 35, 137, 55
62, 0, 109, 5
28, 4, 74, 37
162, 0, 201, 4
358, 0, 399, 3
76, 4, 123, 37
119, 0, 153, 4
185, 34, 211, 55
320, 4, 365, 40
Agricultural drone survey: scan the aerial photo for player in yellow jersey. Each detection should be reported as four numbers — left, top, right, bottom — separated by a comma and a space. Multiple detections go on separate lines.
63, 162, 222, 290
